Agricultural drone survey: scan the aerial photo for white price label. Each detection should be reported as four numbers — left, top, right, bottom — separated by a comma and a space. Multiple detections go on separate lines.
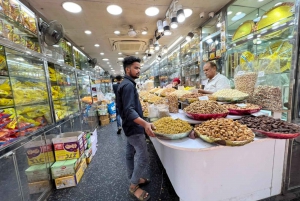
258, 71, 265, 77
199, 96, 209, 101
236, 71, 245, 76
251, 111, 270, 117
236, 103, 247, 108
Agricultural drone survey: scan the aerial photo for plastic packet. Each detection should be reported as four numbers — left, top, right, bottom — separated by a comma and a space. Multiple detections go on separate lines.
156, 104, 170, 118
234, 63, 258, 96
148, 104, 158, 118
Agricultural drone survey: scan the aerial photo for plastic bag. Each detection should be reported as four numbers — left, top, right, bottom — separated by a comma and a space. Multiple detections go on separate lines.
107, 102, 116, 114
156, 104, 170, 118
148, 104, 158, 118
234, 64, 258, 96
167, 95, 178, 113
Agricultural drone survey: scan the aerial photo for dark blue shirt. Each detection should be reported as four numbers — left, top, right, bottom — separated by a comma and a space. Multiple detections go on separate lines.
117, 75, 144, 136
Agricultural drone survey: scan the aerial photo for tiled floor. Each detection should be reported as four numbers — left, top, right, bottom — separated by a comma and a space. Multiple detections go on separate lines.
48, 122, 179, 201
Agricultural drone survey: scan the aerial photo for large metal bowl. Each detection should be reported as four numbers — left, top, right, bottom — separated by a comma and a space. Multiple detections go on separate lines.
154, 130, 192, 140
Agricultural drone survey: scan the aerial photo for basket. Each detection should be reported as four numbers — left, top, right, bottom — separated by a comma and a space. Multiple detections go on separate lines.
227, 107, 261, 115
154, 130, 192, 140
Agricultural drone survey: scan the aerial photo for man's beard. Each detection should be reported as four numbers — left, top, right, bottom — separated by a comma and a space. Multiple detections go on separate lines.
129, 69, 139, 79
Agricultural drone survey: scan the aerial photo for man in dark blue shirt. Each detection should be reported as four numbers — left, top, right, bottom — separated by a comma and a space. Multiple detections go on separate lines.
117, 56, 155, 201
113, 75, 122, 134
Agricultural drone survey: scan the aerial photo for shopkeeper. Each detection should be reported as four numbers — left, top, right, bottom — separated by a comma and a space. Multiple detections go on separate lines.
198, 61, 230, 94
166, 78, 181, 89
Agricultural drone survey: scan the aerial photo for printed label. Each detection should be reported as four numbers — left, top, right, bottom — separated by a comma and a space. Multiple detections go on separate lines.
199, 96, 209, 101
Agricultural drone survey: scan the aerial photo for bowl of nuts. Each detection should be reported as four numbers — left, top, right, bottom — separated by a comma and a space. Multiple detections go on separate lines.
194, 118, 255, 146
224, 103, 261, 115
183, 101, 229, 120
153, 117, 193, 140
213, 89, 249, 102
238, 116, 300, 139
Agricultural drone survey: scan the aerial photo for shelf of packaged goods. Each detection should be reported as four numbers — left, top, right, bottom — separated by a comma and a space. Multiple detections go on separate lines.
228, 16, 294, 49
56, 112, 81, 123
1, 75, 45, 82
0, 12, 38, 38
50, 81, 77, 86
15, 100, 49, 107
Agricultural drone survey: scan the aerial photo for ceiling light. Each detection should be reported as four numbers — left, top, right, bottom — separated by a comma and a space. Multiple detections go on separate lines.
186, 32, 194, 41
62, 2, 82, 13
154, 44, 160, 51
100, 52, 104, 55
170, 12, 178, 29
141, 28, 148, 35
118, 52, 122, 55
217, 22, 221, 27
236, 12, 242, 15
227, 11, 232, 15
206, 38, 213, 44
85, 30, 91, 34
258, 0, 264, 2
135, 52, 139, 54
177, 5, 186, 23
257, 34, 261, 38
215, 40, 219, 45
145, 7, 159, 16
114, 30, 120, 35
107, 5, 122, 15
184, 8, 192, 18
163, 20, 172, 35
111, 70, 115, 71
231, 12, 246, 21
157, 20, 164, 33
163, 46, 168, 54
102, 58, 109, 61
95, 44, 100, 47
118, 57, 124, 60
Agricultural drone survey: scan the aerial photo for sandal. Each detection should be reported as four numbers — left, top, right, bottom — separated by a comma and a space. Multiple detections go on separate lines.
139, 178, 151, 187
129, 185, 151, 201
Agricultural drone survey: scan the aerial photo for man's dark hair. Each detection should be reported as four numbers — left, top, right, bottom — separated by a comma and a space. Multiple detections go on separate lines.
123, 56, 141, 71
115, 75, 122, 81
207, 61, 217, 70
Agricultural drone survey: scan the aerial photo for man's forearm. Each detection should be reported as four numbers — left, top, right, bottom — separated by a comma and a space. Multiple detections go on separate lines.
198, 89, 213, 94
133, 117, 148, 128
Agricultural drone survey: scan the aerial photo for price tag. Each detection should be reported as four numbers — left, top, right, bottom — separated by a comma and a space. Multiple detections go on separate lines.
236, 71, 245, 76
251, 111, 270, 117
236, 103, 247, 108
258, 71, 265, 77
199, 96, 209, 101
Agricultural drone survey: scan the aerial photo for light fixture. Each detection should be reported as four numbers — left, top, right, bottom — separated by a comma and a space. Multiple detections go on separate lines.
141, 28, 148, 35
206, 38, 213, 43
114, 30, 120, 34
107, 5, 122, 15
118, 57, 124, 61
85, 30, 91, 34
154, 41, 160, 51
186, 32, 194, 41
118, 52, 122, 55
157, 55, 162, 61
184, 8, 192, 18
227, 11, 232, 15
145, 7, 159, 16
217, 22, 221, 28
102, 58, 109, 61
177, 5, 185, 23
157, 20, 164, 33
215, 40, 219, 45
170, 12, 178, 29
111, 70, 115, 71
135, 52, 139, 54
163, 46, 168, 54
62, 2, 82, 13
236, 12, 242, 15
94, 44, 100, 47
258, 0, 264, 2
100, 52, 104, 55
163, 20, 172, 35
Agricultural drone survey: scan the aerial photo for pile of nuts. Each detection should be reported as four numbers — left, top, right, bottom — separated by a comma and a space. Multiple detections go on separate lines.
250, 86, 282, 111
139, 98, 148, 112
154, 98, 168, 105
160, 88, 176, 97
181, 93, 204, 99
224, 103, 261, 110
167, 95, 179, 113
194, 118, 254, 141
234, 72, 258, 96
154, 88, 164, 95
147, 94, 162, 103
183, 101, 228, 114
170, 90, 191, 98
213, 89, 248, 98
139, 91, 149, 97
237, 116, 300, 134
153, 117, 192, 134
149, 88, 160, 93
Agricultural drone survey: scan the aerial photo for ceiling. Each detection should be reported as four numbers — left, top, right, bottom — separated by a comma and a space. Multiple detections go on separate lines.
21, 0, 232, 75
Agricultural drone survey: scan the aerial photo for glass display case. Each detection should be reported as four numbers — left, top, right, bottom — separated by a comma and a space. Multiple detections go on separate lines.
168, 47, 181, 84
226, 0, 296, 115
77, 72, 92, 111
73, 46, 89, 70
59, 38, 74, 67
159, 57, 168, 87
0, 0, 40, 53
0, 46, 53, 149
99, 77, 112, 94
48, 62, 79, 122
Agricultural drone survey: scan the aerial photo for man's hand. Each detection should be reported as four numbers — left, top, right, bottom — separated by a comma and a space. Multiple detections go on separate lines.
144, 122, 156, 137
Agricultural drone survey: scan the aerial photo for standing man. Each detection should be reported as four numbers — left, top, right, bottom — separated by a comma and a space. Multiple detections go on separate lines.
117, 56, 155, 201
198, 61, 230, 94
113, 75, 122, 134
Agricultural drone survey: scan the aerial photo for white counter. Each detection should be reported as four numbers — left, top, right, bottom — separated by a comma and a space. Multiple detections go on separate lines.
150, 137, 286, 201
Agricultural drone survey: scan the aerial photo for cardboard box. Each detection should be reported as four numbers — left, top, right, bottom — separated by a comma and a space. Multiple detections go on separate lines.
51, 159, 78, 179
28, 180, 50, 194
54, 159, 87, 189
99, 114, 109, 121
100, 119, 110, 126
25, 164, 49, 183
52, 132, 84, 161
24, 136, 55, 166
86, 155, 93, 164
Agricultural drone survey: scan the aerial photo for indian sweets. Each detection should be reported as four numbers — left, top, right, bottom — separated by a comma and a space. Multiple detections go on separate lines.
237, 116, 300, 134
183, 101, 228, 114
153, 117, 192, 134
195, 118, 254, 141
